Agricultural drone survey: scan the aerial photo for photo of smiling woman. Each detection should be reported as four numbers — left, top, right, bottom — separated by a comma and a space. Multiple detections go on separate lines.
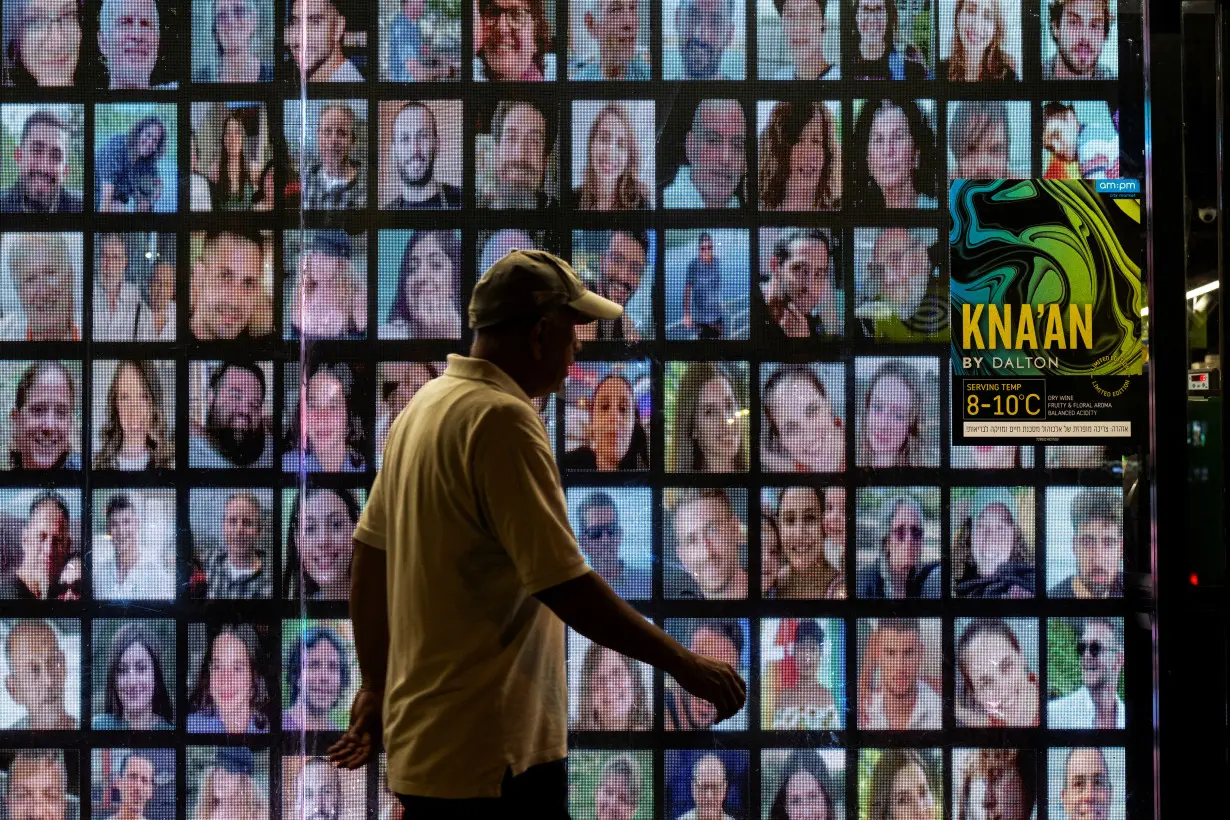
855, 356, 941, 469
855, 488, 942, 599
765, 486, 846, 600
378, 229, 463, 340
571, 100, 654, 211
952, 487, 1037, 599
2, 360, 81, 471
186, 622, 274, 734
938, 0, 1020, 81
92, 360, 175, 471
283, 487, 363, 601
569, 631, 653, 732
473, 0, 556, 80
758, 101, 842, 211
860, 748, 942, 820
192, 0, 275, 82
2, 0, 82, 86
849, 99, 938, 210
282, 361, 369, 474
562, 363, 652, 472
955, 617, 1040, 728
92, 620, 175, 731
666, 360, 749, 474
761, 363, 846, 474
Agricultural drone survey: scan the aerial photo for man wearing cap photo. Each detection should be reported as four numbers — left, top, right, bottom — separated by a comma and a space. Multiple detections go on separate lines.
330, 249, 746, 817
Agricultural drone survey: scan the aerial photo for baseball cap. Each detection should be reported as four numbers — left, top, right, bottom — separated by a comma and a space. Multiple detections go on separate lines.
468, 249, 622, 330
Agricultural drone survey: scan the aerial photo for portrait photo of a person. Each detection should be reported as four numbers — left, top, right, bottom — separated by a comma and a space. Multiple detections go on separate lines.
0, 232, 82, 342
284, 230, 367, 341
91, 620, 175, 731
566, 487, 652, 600
664, 487, 748, 600
186, 623, 274, 734
285, 0, 366, 81
187, 489, 274, 599
285, 99, 368, 210
663, 0, 744, 80
92, 748, 175, 820
282, 361, 369, 474
665, 361, 748, 474
188, 230, 274, 342
571, 100, 654, 211
0, 489, 79, 601
758, 101, 842, 212
0, 750, 80, 820
664, 620, 750, 731
761, 619, 844, 731
955, 617, 1040, 728
379, 101, 462, 209
855, 488, 942, 599
187, 746, 269, 820
2, 0, 83, 86
1042, 100, 1120, 180
568, 631, 652, 731
951, 487, 1036, 599
188, 360, 274, 469
0, 105, 84, 213
93, 233, 176, 342
762, 748, 846, 820
283, 756, 366, 820
572, 230, 655, 341
477, 99, 559, 209
859, 748, 942, 820
666, 750, 749, 819
98, 0, 177, 89
91, 489, 176, 601
759, 229, 844, 342
0, 618, 79, 730
375, 361, 443, 467
764, 486, 845, 599
380, 0, 462, 81
938, 0, 1020, 81
2, 360, 81, 471
855, 356, 941, 469
665, 229, 750, 340
853, 227, 947, 342
760, 363, 846, 474
663, 98, 747, 210
570, 0, 651, 80
759, 0, 841, 80
568, 752, 653, 819
378, 230, 463, 340
193, 0, 275, 82
281, 621, 356, 732
283, 487, 362, 601
857, 618, 942, 731
845, 0, 932, 79
849, 99, 939, 209
1048, 747, 1126, 820
1048, 617, 1126, 730
947, 100, 1031, 180
562, 362, 651, 472
1047, 486, 1124, 598
952, 748, 1037, 820
95, 106, 175, 213
91, 360, 175, 471
473, 0, 556, 80
1043, 0, 1116, 80
190, 102, 271, 212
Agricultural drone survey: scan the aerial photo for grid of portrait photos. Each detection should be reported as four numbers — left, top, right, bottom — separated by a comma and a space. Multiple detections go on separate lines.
0, 0, 1146, 818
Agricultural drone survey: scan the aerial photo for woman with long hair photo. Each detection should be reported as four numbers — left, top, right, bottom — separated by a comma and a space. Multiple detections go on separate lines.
380, 230, 464, 339
848, 99, 938, 209
574, 103, 651, 211
208, 112, 261, 211
186, 623, 271, 734
93, 360, 174, 471
2, 0, 81, 87
668, 361, 747, 473
941, 0, 1018, 81
573, 642, 651, 732
759, 101, 841, 211
284, 487, 360, 600
94, 622, 175, 731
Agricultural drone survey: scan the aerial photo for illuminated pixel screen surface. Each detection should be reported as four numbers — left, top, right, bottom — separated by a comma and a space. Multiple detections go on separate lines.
0, 0, 1148, 818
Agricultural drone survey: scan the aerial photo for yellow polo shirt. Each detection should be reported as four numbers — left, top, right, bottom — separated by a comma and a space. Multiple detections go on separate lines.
353, 355, 590, 798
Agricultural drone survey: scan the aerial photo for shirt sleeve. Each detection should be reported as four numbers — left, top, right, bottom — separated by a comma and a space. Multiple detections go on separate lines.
352, 467, 388, 550
473, 403, 589, 594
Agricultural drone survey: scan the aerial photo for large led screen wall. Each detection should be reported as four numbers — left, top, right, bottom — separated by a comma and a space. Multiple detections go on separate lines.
0, 0, 1150, 818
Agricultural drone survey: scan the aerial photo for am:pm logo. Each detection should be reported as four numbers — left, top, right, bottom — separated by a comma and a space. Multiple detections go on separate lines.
1095, 179, 1141, 196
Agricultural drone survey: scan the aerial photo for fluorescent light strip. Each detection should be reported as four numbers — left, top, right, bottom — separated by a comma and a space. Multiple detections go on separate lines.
1139, 280, 1220, 316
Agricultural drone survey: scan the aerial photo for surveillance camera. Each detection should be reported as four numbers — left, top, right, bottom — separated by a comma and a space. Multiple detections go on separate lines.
1197, 208, 1218, 224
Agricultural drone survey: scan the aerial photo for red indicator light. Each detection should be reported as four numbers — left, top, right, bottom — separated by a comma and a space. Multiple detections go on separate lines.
1190, 573, 1200, 586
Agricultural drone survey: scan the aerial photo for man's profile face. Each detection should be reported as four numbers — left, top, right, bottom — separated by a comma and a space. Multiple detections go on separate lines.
1053, 0, 1107, 77
12, 241, 74, 339
10, 367, 73, 470
297, 763, 341, 820
392, 106, 438, 187
590, 0, 639, 69
690, 756, 729, 818
1074, 517, 1122, 593
676, 0, 733, 79
1061, 749, 1111, 820
675, 497, 739, 597
878, 626, 922, 698
20, 501, 70, 588
117, 756, 155, 810
223, 496, 262, 560
99, 0, 160, 88
16, 124, 70, 208
685, 628, 737, 727
600, 233, 646, 307
778, 236, 831, 313
287, 0, 345, 78
303, 638, 343, 713
495, 104, 548, 197
685, 101, 745, 207
196, 235, 262, 339
580, 504, 623, 569
4, 625, 69, 727
317, 107, 355, 173
4, 756, 67, 820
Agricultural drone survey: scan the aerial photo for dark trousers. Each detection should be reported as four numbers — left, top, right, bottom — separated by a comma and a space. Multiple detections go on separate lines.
397, 758, 571, 819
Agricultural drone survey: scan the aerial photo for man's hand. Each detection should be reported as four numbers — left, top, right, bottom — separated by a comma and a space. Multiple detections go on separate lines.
670, 652, 747, 722
327, 687, 383, 769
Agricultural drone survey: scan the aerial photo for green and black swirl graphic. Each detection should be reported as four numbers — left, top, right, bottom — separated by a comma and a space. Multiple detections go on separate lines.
950, 179, 1144, 377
